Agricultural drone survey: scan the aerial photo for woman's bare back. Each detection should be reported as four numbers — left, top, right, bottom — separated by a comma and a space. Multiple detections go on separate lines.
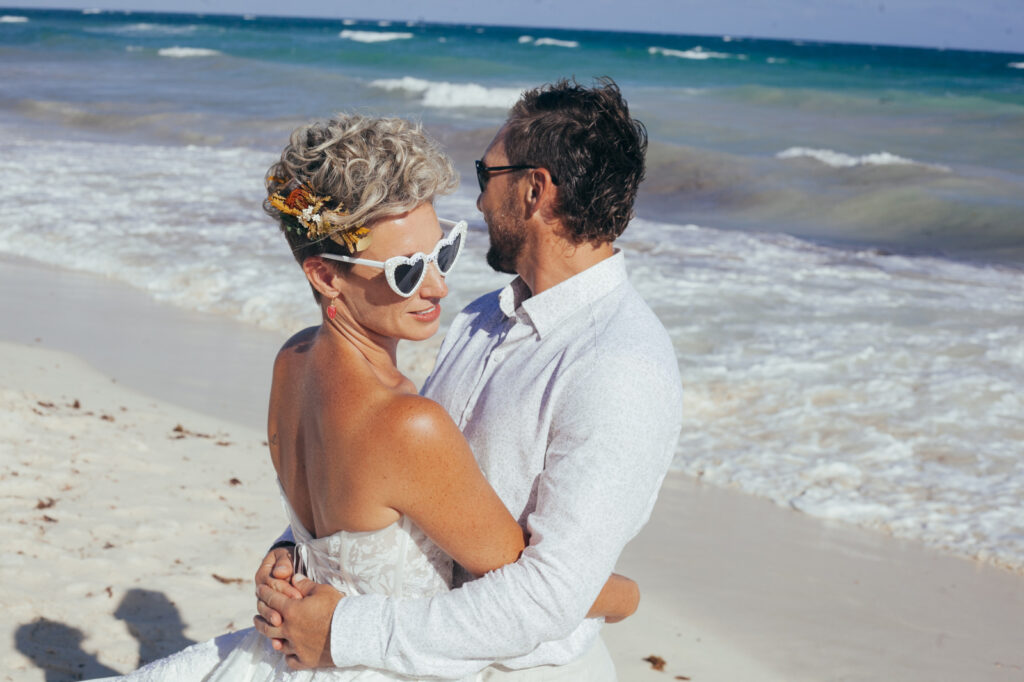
268, 327, 412, 539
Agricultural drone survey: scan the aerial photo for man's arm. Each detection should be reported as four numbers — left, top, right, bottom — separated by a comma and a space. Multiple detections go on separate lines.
318, 350, 682, 678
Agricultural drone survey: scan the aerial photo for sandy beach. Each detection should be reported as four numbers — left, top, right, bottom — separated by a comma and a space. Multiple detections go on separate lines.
2, 258, 1023, 682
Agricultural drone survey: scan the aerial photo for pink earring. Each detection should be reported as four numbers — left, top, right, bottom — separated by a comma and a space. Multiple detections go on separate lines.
327, 300, 337, 320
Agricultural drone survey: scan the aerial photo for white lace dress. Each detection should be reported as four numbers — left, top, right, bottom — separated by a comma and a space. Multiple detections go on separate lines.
103, 484, 456, 681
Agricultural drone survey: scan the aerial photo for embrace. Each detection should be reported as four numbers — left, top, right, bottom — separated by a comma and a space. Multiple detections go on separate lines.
103, 78, 682, 681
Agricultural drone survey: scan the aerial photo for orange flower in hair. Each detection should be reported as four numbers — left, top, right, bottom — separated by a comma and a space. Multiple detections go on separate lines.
268, 180, 372, 252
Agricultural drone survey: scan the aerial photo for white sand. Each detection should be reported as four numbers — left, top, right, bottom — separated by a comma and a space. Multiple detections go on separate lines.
1, 259, 1023, 681
0, 342, 280, 679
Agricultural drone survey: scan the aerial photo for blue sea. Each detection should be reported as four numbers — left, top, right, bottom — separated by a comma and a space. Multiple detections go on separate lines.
1, 8, 1022, 572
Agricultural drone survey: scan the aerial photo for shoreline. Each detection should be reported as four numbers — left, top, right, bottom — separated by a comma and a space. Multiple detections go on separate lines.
2, 258, 1023, 680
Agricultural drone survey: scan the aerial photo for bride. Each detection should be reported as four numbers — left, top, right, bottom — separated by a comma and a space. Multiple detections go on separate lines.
101, 115, 637, 681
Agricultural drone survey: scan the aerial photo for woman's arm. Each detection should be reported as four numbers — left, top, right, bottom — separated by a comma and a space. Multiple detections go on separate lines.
378, 395, 526, 576
380, 396, 639, 623
587, 573, 639, 623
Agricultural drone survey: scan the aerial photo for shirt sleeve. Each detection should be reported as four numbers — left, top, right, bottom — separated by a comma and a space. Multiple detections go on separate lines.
272, 526, 295, 548
328, 347, 683, 678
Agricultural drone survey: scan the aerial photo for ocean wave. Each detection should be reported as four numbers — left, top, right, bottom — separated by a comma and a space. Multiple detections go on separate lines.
339, 29, 413, 43
157, 46, 223, 58
1009, 62, 1024, 69
82, 8, 103, 14
89, 22, 200, 36
621, 217, 1024, 573
518, 35, 579, 48
2, 124, 1023, 572
342, 19, 356, 26
649, 45, 735, 60
776, 147, 950, 171
0, 15, 29, 22
369, 77, 522, 109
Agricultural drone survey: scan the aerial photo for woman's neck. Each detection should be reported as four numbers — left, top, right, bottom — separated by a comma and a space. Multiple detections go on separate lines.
317, 315, 407, 389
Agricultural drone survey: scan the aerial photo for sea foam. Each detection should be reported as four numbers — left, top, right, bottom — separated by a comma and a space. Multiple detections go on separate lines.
518, 36, 579, 48
158, 46, 222, 58
369, 77, 522, 109
649, 45, 733, 60
340, 29, 412, 42
86, 22, 202, 37
0, 15, 29, 22
776, 147, 950, 171
621, 216, 1024, 573
2, 125, 1022, 573
1009, 62, 1024, 69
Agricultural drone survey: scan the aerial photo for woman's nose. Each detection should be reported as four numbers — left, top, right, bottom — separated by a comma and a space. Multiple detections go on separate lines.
419, 261, 448, 299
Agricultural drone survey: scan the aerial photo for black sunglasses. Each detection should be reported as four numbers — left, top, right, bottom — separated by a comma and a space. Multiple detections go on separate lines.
475, 160, 559, 192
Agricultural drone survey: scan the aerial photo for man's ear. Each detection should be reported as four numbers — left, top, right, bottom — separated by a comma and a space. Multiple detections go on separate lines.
302, 257, 343, 301
525, 167, 560, 224
524, 167, 558, 221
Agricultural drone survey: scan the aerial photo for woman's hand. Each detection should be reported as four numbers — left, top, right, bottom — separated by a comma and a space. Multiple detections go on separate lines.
254, 545, 304, 653
255, 546, 304, 602
587, 573, 640, 624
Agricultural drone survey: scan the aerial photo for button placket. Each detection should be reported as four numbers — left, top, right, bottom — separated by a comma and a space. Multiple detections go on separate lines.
457, 322, 512, 427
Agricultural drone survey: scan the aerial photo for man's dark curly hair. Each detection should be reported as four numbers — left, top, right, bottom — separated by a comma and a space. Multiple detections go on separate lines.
502, 77, 647, 245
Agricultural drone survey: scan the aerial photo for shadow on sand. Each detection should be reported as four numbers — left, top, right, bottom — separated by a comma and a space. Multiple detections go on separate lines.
14, 588, 197, 680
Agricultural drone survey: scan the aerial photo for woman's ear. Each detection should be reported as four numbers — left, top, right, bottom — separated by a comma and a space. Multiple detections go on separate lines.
302, 256, 344, 301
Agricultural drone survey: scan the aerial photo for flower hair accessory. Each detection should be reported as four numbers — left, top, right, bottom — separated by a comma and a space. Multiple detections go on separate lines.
268, 179, 372, 253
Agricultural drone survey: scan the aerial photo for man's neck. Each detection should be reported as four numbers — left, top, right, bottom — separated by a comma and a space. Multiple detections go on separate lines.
517, 229, 615, 296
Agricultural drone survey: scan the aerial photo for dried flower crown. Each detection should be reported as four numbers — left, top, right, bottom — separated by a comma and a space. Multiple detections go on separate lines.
268, 179, 372, 253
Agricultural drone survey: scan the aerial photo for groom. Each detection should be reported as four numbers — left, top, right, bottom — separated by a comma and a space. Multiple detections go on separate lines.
254, 77, 683, 679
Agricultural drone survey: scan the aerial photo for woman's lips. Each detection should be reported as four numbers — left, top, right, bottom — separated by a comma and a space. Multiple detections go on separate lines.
410, 304, 441, 322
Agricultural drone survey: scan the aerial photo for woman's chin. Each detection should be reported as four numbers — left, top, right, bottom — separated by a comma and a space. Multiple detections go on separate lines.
400, 320, 441, 342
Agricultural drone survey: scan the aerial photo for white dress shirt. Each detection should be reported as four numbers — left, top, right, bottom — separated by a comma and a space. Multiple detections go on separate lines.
328, 251, 683, 679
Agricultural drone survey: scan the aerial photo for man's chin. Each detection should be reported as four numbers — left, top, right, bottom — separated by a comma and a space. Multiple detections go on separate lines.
486, 247, 517, 275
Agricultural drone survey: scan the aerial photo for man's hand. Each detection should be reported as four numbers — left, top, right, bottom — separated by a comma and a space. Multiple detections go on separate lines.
254, 576, 344, 670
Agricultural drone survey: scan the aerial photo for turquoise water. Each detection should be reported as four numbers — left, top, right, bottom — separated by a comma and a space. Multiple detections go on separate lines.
1, 8, 1023, 572
2, 8, 1022, 260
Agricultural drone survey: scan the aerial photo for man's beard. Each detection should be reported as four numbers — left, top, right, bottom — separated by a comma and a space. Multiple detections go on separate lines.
485, 189, 525, 275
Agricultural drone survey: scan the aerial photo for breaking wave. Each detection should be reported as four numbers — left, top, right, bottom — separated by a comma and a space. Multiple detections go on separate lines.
369, 77, 522, 109
776, 147, 951, 171
518, 35, 579, 48
157, 46, 222, 58
649, 45, 736, 60
339, 29, 413, 43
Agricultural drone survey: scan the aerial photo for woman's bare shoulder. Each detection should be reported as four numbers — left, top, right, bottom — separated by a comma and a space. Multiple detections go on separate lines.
275, 327, 318, 363
367, 393, 465, 467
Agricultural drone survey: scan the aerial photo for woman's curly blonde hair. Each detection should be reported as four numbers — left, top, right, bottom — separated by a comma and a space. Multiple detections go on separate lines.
265, 115, 458, 269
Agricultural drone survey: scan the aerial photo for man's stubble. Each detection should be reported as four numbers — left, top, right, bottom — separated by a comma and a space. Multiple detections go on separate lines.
484, 186, 526, 275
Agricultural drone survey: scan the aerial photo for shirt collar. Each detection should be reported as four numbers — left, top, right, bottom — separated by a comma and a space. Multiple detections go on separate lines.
497, 250, 628, 338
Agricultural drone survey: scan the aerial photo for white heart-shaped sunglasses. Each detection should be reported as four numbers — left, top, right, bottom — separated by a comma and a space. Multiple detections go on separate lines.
321, 219, 467, 297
